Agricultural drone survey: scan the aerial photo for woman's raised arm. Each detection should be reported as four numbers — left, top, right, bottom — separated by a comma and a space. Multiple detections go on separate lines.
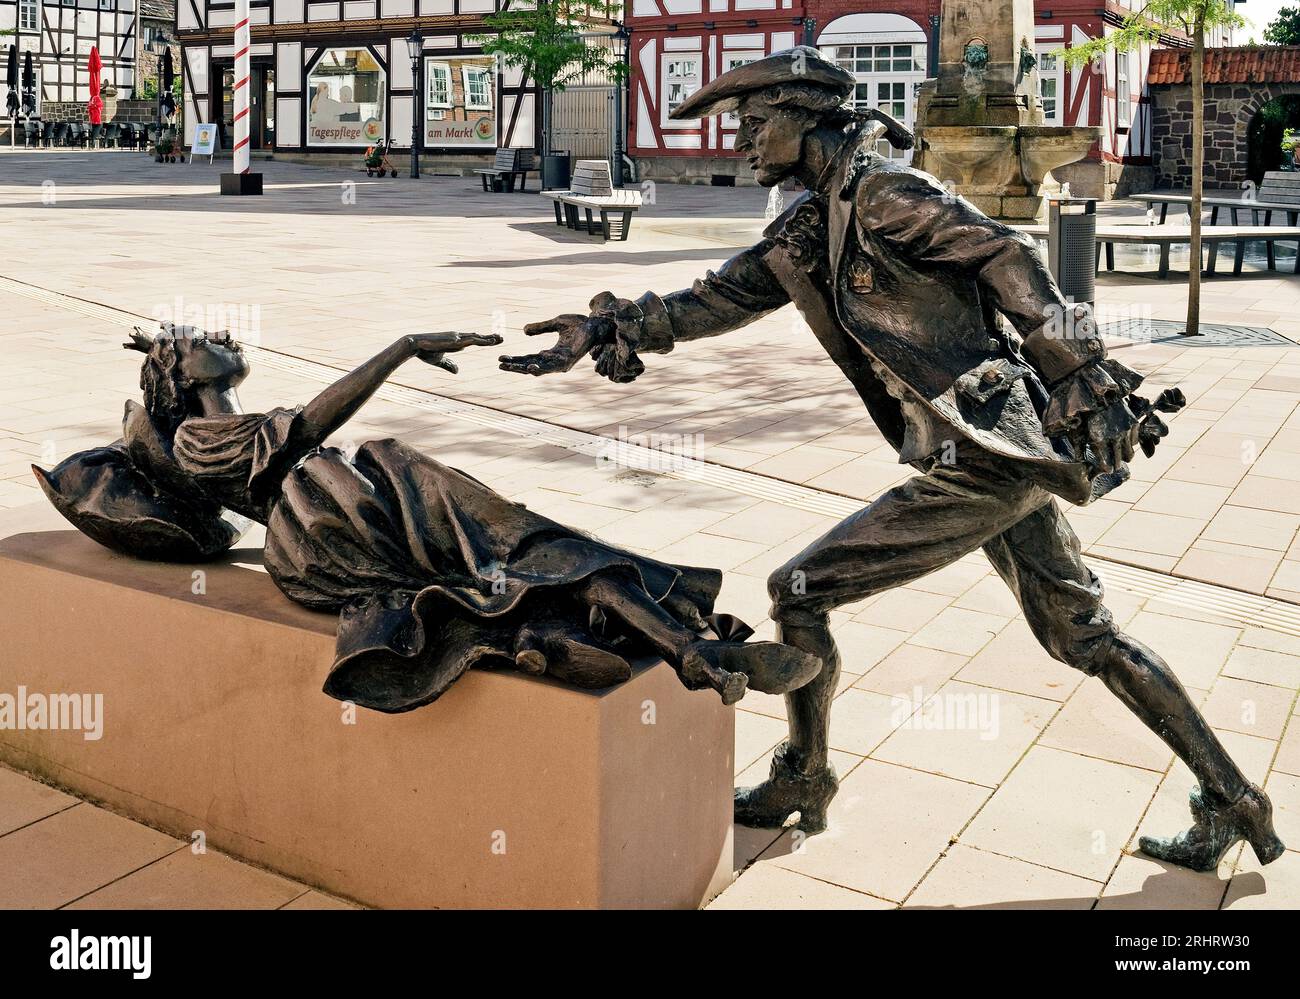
292, 331, 501, 457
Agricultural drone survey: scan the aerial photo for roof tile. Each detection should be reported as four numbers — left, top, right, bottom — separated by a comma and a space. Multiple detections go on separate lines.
1149, 46, 1300, 85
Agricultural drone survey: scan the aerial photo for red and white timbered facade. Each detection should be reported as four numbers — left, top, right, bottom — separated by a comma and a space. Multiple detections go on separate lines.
629, 0, 1239, 192
628, 0, 806, 164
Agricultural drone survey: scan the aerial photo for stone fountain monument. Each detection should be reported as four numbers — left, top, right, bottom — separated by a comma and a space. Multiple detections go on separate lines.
915, 0, 1099, 220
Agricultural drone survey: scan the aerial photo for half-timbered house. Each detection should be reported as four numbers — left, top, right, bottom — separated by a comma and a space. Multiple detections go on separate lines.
172, 0, 608, 163
1, 0, 138, 112
627, 0, 1242, 196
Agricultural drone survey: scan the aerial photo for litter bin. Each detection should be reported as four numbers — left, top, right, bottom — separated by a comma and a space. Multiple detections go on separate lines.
542, 152, 572, 191
1045, 196, 1097, 308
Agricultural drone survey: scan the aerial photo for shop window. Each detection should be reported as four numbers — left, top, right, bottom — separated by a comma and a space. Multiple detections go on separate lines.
424, 55, 497, 148
307, 47, 386, 147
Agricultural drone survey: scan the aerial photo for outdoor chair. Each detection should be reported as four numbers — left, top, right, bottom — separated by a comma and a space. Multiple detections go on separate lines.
103, 123, 120, 148
22, 121, 39, 148
88, 124, 102, 147
65, 123, 83, 147
51, 122, 68, 147
40, 121, 53, 147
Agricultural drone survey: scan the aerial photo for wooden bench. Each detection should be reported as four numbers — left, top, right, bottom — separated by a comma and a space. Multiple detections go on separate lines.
540, 160, 642, 241
1134, 171, 1300, 226
474, 147, 536, 193
1018, 222, 1300, 278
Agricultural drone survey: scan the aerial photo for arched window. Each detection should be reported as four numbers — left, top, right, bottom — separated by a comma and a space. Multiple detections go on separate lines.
817, 13, 928, 162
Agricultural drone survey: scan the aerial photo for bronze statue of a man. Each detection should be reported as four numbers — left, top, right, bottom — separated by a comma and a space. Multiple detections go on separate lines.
501, 47, 1285, 872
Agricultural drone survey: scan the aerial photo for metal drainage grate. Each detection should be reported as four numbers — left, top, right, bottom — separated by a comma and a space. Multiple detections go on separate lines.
1101, 318, 1296, 347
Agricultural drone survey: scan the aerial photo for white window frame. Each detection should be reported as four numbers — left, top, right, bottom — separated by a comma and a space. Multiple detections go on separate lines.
661, 53, 701, 128
426, 59, 452, 112
18, 0, 39, 31
1116, 51, 1130, 128
1036, 48, 1062, 126
824, 42, 926, 163
721, 50, 762, 128
461, 64, 492, 111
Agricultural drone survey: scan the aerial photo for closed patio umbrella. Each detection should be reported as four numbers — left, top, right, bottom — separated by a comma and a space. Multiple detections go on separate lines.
87, 46, 103, 125
160, 48, 175, 119
5, 47, 17, 118
5, 47, 16, 148
21, 51, 35, 117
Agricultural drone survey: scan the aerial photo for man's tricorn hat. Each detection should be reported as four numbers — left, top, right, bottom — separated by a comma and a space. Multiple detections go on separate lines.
670, 46, 854, 121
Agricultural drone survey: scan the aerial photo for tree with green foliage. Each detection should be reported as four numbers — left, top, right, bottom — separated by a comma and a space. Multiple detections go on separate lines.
1064, 0, 1243, 337
1264, 6, 1300, 45
472, 0, 627, 158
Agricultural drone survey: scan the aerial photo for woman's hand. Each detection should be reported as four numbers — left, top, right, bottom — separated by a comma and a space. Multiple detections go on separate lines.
402, 331, 504, 374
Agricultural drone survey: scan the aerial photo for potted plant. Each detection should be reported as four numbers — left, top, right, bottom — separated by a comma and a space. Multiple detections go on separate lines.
473, 1, 627, 190
153, 126, 183, 163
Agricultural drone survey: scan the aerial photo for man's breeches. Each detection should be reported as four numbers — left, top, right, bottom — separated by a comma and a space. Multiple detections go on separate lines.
767, 451, 1117, 674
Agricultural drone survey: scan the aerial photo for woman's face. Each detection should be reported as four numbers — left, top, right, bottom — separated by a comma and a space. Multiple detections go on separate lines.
173, 330, 250, 389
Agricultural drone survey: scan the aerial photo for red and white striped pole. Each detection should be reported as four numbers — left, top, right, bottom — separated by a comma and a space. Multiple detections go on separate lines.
232, 0, 251, 176
220, 0, 262, 194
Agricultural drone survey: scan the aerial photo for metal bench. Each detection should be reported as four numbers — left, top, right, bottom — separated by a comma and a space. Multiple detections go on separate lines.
1019, 222, 1300, 278
539, 160, 642, 241
1135, 172, 1300, 226
474, 147, 535, 192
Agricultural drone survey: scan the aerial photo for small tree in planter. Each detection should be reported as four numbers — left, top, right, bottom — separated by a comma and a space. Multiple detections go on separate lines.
472, 1, 627, 187
1063, 0, 1242, 337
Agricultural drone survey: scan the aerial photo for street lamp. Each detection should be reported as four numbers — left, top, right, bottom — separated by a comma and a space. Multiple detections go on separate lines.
612, 22, 630, 188
148, 37, 166, 148
406, 30, 422, 179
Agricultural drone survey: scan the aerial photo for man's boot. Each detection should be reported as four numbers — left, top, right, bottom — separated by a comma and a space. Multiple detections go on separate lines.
734, 618, 841, 834
1100, 634, 1285, 870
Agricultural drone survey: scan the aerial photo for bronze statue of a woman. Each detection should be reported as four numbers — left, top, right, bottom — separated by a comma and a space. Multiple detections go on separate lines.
33, 324, 821, 712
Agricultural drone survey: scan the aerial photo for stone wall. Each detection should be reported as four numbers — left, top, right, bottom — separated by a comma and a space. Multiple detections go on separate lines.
1150, 81, 1300, 189
37, 99, 163, 126
636, 154, 760, 186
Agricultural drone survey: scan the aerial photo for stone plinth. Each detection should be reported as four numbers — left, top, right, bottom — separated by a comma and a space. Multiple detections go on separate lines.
0, 506, 734, 909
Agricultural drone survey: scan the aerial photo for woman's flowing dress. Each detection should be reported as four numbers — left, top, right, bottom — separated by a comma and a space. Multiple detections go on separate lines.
163, 407, 724, 712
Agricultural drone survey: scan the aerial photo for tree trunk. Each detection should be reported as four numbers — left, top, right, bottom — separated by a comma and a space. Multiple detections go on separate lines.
1184, 21, 1204, 336
539, 0, 552, 159
542, 86, 552, 159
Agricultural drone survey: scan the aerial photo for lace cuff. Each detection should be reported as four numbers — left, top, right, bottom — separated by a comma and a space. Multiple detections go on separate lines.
1042, 358, 1146, 437
587, 291, 676, 383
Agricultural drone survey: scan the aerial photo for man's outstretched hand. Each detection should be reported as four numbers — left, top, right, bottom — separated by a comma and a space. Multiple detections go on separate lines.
498, 314, 613, 376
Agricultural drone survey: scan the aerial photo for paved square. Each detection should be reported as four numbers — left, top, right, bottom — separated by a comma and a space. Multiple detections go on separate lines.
2, 150, 1299, 909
